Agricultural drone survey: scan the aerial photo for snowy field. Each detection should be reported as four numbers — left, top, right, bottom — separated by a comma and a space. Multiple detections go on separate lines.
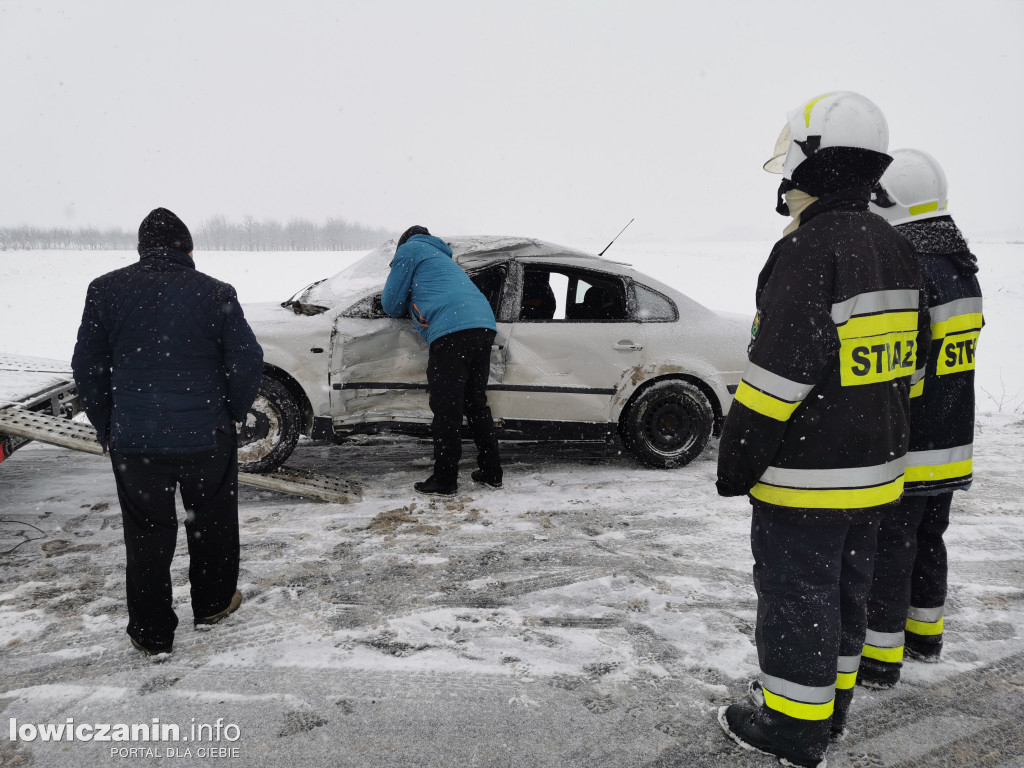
1, 241, 1023, 767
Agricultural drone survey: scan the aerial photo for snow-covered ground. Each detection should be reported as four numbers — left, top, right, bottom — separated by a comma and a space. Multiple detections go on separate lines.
1, 241, 1022, 767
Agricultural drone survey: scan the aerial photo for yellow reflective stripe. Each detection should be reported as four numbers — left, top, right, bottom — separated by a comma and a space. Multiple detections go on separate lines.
762, 688, 834, 721
803, 94, 833, 128
909, 201, 939, 216
750, 476, 904, 509
835, 671, 857, 690
909, 378, 925, 398
906, 616, 944, 636
932, 313, 984, 339
734, 381, 800, 422
863, 643, 904, 663
837, 311, 918, 340
904, 459, 972, 483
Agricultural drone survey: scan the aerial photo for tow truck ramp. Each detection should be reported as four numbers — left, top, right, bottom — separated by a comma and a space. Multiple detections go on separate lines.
0, 407, 361, 505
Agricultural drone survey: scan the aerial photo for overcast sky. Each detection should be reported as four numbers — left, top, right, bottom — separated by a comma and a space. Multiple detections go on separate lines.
2, 0, 1021, 246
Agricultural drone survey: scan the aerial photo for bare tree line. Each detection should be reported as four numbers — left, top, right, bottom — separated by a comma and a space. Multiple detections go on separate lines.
0, 216, 396, 251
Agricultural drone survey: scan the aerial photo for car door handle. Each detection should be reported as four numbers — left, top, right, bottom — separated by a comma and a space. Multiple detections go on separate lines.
613, 341, 643, 351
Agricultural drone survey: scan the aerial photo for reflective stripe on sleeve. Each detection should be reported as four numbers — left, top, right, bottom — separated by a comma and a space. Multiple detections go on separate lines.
905, 445, 973, 484
863, 628, 904, 663
741, 363, 816, 402
734, 381, 800, 422
910, 366, 926, 398
733, 364, 815, 422
760, 673, 835, 721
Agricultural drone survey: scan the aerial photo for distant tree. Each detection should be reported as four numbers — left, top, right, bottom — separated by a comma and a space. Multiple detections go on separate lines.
0, 216, 396, 251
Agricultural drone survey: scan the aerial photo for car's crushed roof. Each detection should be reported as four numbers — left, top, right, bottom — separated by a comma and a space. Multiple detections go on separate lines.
302, 236, 614, 309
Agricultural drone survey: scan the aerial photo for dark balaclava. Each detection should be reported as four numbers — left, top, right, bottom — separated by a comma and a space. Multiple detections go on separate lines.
777, 146, 892, 216
397, 225, 430, 248
138, 208, 194, 256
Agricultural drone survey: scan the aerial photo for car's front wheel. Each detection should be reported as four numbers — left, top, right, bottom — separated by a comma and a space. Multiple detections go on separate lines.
621, 379, 714, 469
237, 377, 300, 473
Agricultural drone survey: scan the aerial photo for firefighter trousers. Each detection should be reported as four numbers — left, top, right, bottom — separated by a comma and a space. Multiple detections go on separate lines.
751, 503, 880, 763
863, 492, 951, 683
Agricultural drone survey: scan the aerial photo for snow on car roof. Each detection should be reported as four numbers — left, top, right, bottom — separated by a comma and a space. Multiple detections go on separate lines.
306, 236, 612, 308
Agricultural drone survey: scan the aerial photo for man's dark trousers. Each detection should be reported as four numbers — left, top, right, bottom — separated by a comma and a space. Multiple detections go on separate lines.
751, 503, 880, 763
427, 328, 502, 486
867, 493, 951, 658
110, 429, 240, 651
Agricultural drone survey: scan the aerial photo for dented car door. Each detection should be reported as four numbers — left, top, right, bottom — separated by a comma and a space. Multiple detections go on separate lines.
493, 264, 645, 424
329, 266, 510, 428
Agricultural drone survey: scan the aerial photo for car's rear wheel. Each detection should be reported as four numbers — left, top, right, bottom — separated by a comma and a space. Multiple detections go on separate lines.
237, 377, 300, 473
621, 379, 713, 469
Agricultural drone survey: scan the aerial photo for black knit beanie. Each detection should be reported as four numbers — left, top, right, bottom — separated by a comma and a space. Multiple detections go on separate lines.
397, 225, 430, 248
138, 208, 194, 255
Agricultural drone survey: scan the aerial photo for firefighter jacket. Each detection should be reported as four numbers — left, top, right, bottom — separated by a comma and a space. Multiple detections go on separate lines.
897, 216, 982, 495
716, 191, 931, 523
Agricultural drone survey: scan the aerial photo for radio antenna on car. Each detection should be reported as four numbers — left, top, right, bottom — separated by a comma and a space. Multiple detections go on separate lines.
598, 218, 634, 257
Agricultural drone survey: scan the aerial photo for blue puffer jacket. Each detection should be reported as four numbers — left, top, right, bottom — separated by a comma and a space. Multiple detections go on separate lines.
72, 248, 264, 454
381, 234, 496, 344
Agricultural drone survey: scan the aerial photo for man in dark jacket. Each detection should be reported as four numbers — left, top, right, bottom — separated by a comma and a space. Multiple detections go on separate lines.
859, 150, 983, 688
715, 93, 930, 768
381, 225, 502, 496
72, 207, 263, 655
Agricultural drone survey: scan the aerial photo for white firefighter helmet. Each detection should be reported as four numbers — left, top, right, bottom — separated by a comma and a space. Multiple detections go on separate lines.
869, 148, 949, 225
764, 91, 889, 179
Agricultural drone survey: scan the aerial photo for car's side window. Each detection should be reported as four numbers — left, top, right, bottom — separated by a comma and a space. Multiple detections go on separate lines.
520, 267, 629, 322
634, 283, 678, 322
469, 266, 506, 318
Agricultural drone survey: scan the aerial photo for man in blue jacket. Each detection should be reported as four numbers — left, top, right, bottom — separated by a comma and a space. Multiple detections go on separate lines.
72, 207, 263, 655
381, 225, 502, 495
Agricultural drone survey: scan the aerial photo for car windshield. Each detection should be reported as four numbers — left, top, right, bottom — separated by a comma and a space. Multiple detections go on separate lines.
286, 241, 397, 311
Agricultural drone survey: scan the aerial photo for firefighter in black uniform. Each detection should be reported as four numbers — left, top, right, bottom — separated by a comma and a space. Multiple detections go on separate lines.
859, 149, 983, 688
715, 92, 931, 768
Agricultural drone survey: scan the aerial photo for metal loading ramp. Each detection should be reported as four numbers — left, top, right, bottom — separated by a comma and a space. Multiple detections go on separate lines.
0, 407, 361, 504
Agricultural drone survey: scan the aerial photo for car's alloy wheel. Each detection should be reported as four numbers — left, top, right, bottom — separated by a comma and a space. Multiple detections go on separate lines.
237, 377, 300, 473
621, 379, 713, 469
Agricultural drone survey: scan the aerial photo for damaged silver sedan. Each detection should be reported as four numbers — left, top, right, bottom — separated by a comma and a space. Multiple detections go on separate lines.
239, 237, 748, 472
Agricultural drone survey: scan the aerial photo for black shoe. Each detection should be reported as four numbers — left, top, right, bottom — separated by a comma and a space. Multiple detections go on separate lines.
414, 475, 457, 496
717, 704, 825, 768
857, 657, 900, 689
130, 635, 172, 656
750, 680, 845, 743
904, 637, 942, 663
195, 589, 242, 626
471, 470, 502, 489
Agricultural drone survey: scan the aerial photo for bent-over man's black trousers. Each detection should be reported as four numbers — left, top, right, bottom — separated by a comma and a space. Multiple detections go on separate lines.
751, 502, 880, 765
110, 429, 240, 651
427, 328, 502, 486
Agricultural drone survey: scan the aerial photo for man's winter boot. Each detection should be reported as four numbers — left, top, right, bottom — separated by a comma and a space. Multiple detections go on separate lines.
748, 680, 845, 744
857, 656, 900, 689
130, 634, 172, 656
904, 634, 942, 663
471, 469, 502, 489
717, 704, 826, 768
414, 474, 457, 496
